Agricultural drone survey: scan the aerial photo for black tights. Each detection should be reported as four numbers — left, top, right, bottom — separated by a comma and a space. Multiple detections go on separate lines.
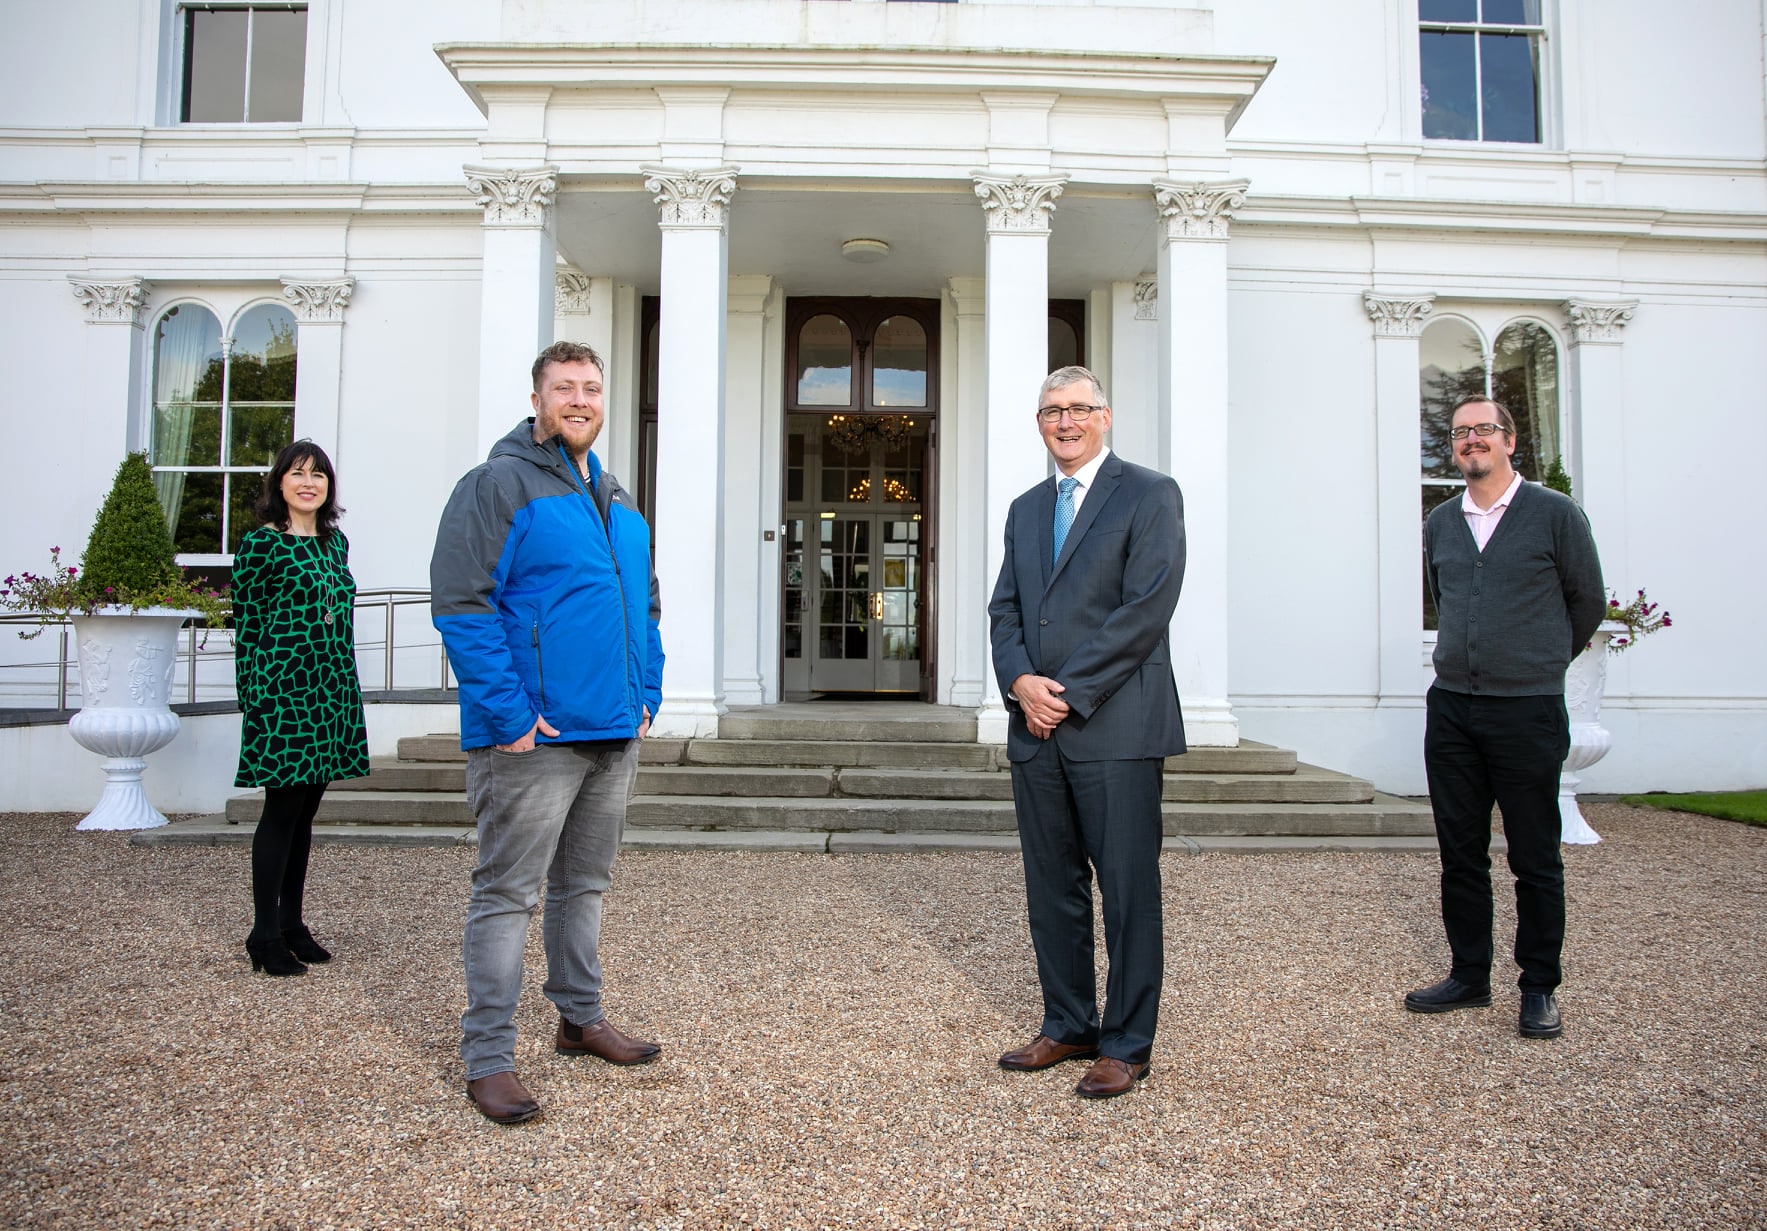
250, 783, 329, 944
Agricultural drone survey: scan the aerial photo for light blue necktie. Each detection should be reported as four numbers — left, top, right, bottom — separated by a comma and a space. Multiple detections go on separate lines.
1052, 476, 1079, 566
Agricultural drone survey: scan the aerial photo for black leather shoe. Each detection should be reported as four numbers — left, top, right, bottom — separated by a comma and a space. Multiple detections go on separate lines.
1519, 992, 1563, 1039
245, 937, 307, 977
1404, 976, 1492, 1014
282, 925, 332, 965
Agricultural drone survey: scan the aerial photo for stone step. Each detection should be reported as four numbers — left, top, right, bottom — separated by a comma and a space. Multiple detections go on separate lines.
714, 704, 978, 743
331, 758, 1366, 804
392, 735, 1298, 776
222, 789, 1432, 836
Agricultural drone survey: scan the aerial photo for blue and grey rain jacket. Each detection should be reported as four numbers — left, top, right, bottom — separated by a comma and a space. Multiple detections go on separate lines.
431, 419, 663, 750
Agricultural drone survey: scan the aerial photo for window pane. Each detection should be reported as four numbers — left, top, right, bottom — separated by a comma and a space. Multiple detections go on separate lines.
167, 472, 225, 555
1422, 484, 1464, 629
230, 304, 299, 401
1479, 33, 1540, 143
797, 314, 853, 406
871, 316, 926, 408
1492, 321, 1558, 480
1420, 319, 1486, 478
185, 9, 248, 122
1421, 31, 1478, 139
155, 305, 224, 404
247, 9, 306, 122
1420, 0, 1476, 20
1480, 0, 1540, 25
1048, 317, 1079, 371
153, 405, 222, 468
228, 474, 264, 552
230, 405, 296, 466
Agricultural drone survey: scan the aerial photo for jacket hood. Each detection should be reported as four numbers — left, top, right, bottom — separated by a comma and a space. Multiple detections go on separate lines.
489, 418, 604, 487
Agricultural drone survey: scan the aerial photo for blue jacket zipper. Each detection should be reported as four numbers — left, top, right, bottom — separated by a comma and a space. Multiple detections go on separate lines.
559, 445, 639, 727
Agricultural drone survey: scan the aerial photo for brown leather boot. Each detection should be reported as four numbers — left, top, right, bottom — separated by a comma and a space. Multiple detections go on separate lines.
554, 1016, 662, 1066
464, 1071, 541, 1124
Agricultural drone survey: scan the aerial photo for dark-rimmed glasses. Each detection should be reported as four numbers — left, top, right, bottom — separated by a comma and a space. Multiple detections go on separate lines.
1037, 404, 1102, 424
1448, 422, 1508, 440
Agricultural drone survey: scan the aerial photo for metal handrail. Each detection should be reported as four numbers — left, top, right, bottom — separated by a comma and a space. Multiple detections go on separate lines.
0, 588, 453, 709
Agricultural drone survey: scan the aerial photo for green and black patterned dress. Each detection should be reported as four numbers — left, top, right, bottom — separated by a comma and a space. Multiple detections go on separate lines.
232, 527, 370, 788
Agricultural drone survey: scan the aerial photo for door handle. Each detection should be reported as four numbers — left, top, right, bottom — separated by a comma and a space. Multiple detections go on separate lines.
871, 591, 884, 620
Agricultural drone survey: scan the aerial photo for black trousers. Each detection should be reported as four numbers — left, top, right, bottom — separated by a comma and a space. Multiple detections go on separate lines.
249, 782, 329, 944
1423, 686, 1569, 994
1009, 743, 1165, 1064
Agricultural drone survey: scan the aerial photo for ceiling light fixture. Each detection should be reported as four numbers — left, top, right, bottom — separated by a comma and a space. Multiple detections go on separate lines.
841, 238, 891, 263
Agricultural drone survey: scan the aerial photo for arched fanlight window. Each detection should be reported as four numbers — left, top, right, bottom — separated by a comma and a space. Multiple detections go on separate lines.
796, 314, 854, 406
150, 300, 298, 556
870, 316, 927, 408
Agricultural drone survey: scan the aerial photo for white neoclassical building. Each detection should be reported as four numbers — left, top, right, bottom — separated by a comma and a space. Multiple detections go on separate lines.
2, 0, 1764, 810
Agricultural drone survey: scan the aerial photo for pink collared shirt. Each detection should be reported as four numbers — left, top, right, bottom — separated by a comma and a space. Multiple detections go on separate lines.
1461, 471, 1525, 551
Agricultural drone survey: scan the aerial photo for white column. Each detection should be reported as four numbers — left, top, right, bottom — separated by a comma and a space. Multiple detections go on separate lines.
972, 171, 1067, 742
464, 164, 558, 460
944, 276, 988, 708
1152, 179, 1247, 747
280, 278, 353, 463
643, 165, 739, 738
68, 278, 151, 512
605, 282, 642, 488
721, 274, 777, 707
1365, 291, 1436, 701
1562, 299, 1637, 571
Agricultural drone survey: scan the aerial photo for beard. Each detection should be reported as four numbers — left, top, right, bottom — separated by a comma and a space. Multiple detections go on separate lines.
1456, 447, 1496, 480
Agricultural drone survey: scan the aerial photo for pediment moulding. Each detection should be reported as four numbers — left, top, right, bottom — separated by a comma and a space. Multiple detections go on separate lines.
555, 271, 595, 315
1562, 299, 1638, 345
1153, 178, 1248, 242
280, 278, 354, 323
1363, 292, 1436, 338
463, 164, 558, 227
971, 172, 1067, 235
69, 277, 150, 325
641, 165, 740, 229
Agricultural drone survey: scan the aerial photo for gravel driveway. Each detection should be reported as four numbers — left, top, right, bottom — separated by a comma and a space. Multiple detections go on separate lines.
2, 802, 1761, 1230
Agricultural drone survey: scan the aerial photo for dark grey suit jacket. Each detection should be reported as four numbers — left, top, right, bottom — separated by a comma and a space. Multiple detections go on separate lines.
988, 452, 1187, 764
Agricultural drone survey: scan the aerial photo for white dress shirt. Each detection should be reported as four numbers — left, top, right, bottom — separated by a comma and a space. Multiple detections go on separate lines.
1058, 446, 1112, 516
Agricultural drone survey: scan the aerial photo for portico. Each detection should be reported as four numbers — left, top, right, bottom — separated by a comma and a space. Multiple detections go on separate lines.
439, 33, 1270, 744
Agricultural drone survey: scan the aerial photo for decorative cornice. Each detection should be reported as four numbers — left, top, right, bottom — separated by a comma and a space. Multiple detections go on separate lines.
970, 172, 1067, 235
69, 277, 150, 325
641, 165, 739, 229
1363, 291, 1436, 338
280, 277, 354, 323
555, 271, 594, 315
1133, 278, 1158, 321
463, 164, 557, 226
1153, 178, 1249, 241
1563, 298, 1638, 345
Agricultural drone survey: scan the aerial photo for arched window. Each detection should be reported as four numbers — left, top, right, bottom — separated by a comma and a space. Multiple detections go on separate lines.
795, 313, 854, 406
1419, 313, 1561, 626
150, 300, 298, 557
870, 315, 926, 408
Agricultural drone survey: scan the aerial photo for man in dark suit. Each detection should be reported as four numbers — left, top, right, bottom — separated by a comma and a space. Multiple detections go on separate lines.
988, 365, 1186, 1099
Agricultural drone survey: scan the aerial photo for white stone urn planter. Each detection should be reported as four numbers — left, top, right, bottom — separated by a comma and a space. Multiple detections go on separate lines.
66, 607, 198, 831
1559, 619, 1628, 845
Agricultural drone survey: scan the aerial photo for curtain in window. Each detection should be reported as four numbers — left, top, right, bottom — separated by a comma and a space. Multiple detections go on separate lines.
151, 305, 223, 535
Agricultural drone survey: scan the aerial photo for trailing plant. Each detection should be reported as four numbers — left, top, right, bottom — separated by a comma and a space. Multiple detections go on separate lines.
0, 452, 230, 639
1602, 588, 1671, 654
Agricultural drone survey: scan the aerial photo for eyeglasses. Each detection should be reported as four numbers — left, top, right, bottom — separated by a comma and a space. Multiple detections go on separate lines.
1037, 404, 1103, 424
1448, 422, 1509, 440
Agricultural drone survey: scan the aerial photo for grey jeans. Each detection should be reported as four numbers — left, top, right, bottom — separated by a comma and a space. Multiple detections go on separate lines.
460, 740, 639, 1081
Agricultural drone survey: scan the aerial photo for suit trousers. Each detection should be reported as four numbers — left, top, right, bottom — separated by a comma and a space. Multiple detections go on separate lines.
1423, 686, 1570, 994
1009, 741, 1165, 1064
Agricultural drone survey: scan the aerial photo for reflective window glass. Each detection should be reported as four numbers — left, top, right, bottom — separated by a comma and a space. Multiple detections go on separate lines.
870, 316, 926, 408
797, 314, 853, 406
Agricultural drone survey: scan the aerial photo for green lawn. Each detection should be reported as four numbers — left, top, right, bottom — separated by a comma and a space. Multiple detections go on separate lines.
1622, 790, 1767, 827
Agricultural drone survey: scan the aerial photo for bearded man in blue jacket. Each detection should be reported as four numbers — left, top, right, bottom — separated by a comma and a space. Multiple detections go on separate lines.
431, 341, 665, 1125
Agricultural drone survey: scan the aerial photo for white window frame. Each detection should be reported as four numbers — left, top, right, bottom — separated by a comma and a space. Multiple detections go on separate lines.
1416, 0, 1554, 146
175, 1, 310, 125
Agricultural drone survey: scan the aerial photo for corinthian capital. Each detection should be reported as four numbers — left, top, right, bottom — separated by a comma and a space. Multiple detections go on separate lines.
1563, 299, 1638, 345
69, 277, 150, 325
1153, 178, 1249, 241
641, 165, 739, 229
281, 277, 354, 323
464, 164, 558, 227
555, 271, 594, 316
1363, 291, 1436, 338
971, 172, 1067, 234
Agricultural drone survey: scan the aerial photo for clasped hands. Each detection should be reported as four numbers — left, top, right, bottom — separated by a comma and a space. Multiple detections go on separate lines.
494, 706, 652, 753
1010, 674, 1069, 740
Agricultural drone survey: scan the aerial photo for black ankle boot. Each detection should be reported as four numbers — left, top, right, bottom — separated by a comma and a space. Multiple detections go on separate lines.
246, 937, 307, 977
282, 925, 332, 964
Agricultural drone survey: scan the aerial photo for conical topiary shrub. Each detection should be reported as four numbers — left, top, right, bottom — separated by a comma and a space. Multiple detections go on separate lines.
75, 452, 180, 604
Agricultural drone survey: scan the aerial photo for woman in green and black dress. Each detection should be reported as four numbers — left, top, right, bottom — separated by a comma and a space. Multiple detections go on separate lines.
233, 441, 369, 977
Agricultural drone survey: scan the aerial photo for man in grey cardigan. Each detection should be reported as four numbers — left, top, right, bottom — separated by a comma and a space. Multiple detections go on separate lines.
1408, 396, 1604, 1040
